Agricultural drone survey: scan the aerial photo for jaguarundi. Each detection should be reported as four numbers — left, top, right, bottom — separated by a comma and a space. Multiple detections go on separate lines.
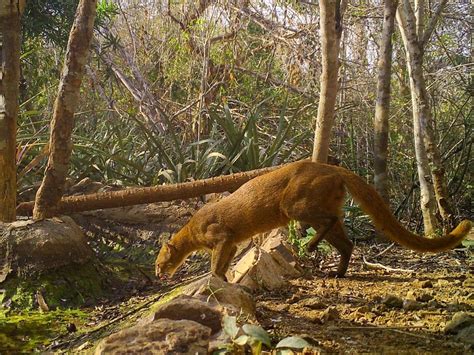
155, 160, 471, 279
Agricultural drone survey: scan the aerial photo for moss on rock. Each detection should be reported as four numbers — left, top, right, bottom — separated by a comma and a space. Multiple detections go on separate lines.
0, 261, 112, 310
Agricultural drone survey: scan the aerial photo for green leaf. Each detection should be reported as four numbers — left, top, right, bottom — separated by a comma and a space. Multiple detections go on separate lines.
234, 335, 250, 346
461, 239, 474, 248
242, 324, 271, 347
222, 316, 239, 339
212, 348, 232, 355
212, 345, 232, 355
276, 336, 312, 349
306, 227, 316, 236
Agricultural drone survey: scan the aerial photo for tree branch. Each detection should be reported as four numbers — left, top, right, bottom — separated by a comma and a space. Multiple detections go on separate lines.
420, 0, 448, 48
233, 65, 316, 99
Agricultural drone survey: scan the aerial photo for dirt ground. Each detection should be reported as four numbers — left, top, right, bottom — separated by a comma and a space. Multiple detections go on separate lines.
1, 200, 472, 353
57, 236, 472, 353
257, 244, 473, 354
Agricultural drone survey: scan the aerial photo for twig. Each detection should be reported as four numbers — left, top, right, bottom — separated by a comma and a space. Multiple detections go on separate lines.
362, 255, 414, 274
371, 243, 396, 258
320, 262, 338, 269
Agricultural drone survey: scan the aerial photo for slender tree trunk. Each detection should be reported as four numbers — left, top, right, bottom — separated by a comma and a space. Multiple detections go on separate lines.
374, 0, 398, 203
408, 73, 438, 235
354, 0, 368, 68
409, 55, 454, 229
0, 1, 23, 222
396, 0, 453, 233
33, 0, 97, 220
312, 0, 345, 163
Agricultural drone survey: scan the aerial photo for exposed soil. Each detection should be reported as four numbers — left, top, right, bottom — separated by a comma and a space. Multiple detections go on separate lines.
257, 244, 473, 353
1, 199, 472, 353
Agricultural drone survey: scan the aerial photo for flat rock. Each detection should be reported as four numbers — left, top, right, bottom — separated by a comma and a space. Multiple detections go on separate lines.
146, 295, 222, 334
94, 319, 211, 355
184, 276, 256, 317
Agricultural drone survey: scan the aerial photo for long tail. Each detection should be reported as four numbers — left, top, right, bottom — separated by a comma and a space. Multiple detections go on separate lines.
337, 167, 471, 252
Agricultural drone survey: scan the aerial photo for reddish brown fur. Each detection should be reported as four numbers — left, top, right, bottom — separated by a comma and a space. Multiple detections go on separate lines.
155, 161, 471, 279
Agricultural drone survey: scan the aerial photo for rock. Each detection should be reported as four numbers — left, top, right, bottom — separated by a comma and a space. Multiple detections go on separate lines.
146, 295, 222, 334
406, 290, 433, 303
227, 231, 301, 291
382, 295, 403, 309
444, 312, 474, 334
403, 299, 422, 311
319, 307, 339, 323
0, 216, 93, 281
406, 290, 416, 301
208, 329, 233, 354
235, 250, 288, 290
415, 279, 433, 288
94, 319, 211, 355
456, 325, 474, 346
417, 292, 433, 303
260, 231, 302, 277
184, 276, 256, 317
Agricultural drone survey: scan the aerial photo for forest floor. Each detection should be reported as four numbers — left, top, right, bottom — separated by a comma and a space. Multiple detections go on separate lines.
1, 200, 472, 353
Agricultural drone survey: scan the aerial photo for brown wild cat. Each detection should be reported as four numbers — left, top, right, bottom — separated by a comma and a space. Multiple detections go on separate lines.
155, 161, 471, 279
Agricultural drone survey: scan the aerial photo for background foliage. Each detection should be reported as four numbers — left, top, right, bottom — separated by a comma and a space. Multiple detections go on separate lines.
17, 0, 472, 231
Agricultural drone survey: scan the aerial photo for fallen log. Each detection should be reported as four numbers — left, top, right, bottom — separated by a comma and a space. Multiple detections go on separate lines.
16, 166, 279, 216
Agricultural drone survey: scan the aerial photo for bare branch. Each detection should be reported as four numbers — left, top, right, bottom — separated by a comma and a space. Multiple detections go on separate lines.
233, 65, 316, 99
421, 0, 448, 48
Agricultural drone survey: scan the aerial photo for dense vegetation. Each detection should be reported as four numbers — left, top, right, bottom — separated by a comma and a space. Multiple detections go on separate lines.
17, 0, 472, 229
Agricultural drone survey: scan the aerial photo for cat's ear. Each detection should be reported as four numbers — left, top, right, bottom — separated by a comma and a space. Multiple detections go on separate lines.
160, 243, 171, 257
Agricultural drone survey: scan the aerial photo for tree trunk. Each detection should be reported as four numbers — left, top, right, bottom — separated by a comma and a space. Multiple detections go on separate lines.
409, 73, 438, 235
373, 0, 398, 203
0, 1, 23, 222
312, 0, 345, 163
409, 56, 454, 230
32, 0, 97, 220
396, 0, 453, 233
354, 0, 368, 68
